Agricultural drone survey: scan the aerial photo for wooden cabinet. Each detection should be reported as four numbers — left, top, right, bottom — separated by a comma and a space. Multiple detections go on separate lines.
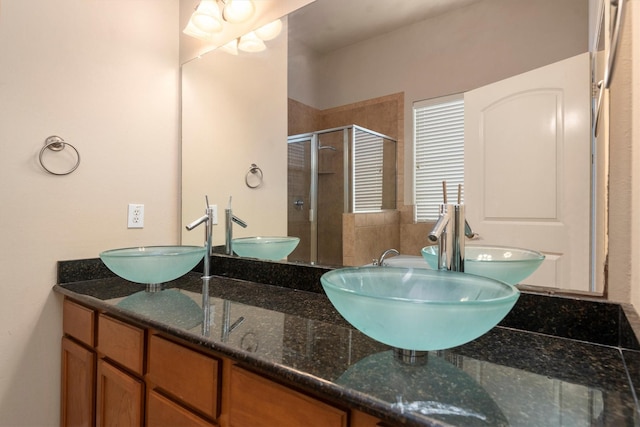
98, 314, 145, 375
63, 298, 95, 347
61, 297, 383, 427
228, 365, 348, 427
96, 359, 144, 427
61, 337, 95, 427
147, 390, 215, 427
147, 334, 220, 420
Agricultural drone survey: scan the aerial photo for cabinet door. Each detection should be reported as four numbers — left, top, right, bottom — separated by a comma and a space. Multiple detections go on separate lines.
147, 390, 215, 427
229, 365, 347, 427
96, 359, 144, 427
61, 337, 95, 427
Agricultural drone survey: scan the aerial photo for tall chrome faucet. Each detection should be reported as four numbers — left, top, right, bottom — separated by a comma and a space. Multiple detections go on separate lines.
225, 196, 248, 255
427, 183, 475, 272
185, 196, 215, 336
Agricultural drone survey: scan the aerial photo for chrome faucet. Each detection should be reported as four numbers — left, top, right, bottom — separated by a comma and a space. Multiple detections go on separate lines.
186, 196, 214, 336
428, 203, 465, 272
225, 196, 248, 255
373, 248, 400, 266
427, 182, 475, 272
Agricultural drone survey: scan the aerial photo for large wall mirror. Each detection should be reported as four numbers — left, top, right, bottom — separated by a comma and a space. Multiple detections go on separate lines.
181, 0, 613, 295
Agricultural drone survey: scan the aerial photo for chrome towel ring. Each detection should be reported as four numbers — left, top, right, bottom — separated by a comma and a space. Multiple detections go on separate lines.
245, 163, 263, 189
39, 135, 80, 176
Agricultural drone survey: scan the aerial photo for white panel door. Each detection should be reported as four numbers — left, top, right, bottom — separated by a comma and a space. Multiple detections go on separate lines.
464, 53, 591, 291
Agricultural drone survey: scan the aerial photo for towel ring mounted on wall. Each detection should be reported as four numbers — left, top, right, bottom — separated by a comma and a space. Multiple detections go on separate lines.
245, 163, 263, 189
38, 135, 80, 176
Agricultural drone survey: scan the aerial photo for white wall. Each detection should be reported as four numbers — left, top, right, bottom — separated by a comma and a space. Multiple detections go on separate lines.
0, 1, 179, 425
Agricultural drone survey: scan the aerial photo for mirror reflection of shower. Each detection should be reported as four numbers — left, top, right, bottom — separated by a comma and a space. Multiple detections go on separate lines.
287, 125, 397, 266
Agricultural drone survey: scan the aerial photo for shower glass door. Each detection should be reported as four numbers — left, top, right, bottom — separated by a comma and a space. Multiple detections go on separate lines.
287, 134, 315, 264
287, 130, 346, 266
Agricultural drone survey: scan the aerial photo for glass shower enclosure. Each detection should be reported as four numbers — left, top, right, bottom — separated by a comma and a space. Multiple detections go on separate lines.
287, 125, 397, 266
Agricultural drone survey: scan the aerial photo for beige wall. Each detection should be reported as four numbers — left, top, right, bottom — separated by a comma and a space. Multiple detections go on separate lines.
608, 0, 640, 305
181, 23, 289, 247
0, 1, 179, 425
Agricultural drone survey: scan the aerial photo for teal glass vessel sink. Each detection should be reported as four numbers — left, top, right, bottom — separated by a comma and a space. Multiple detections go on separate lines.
232, 236, 300, 261
421, 245, 545, 285
321, 267, 519, 351
99, 246, 206, 284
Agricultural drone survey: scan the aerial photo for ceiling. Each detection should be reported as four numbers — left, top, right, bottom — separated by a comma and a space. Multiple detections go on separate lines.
288, 0, 483, 53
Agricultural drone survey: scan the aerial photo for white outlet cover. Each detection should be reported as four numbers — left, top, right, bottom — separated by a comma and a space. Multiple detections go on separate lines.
128, 203, 144, 228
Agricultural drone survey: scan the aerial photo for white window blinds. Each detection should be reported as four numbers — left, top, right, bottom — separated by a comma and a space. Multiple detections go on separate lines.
353, 128, 384, 212
414, 94, 465, 221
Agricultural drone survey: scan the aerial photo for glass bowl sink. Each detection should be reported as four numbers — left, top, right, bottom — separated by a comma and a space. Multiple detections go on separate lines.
321, 267, 519, 351
232, 236, 300, 261
421, 245, 545, 285
99, 246, 206, 284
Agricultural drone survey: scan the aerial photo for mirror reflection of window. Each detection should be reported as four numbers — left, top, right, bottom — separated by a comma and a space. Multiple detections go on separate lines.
414, 94, 465, 221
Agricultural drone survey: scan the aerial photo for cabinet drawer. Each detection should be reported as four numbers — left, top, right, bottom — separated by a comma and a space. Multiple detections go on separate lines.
147, 390, 215, 427
63, 299, 95, 347
148, 334, 220, 419
97, 314, 145, 375
229, 365, 347, 427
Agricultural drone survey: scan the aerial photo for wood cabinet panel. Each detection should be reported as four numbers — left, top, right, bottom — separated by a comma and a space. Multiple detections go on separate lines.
147, 390, 215, 427
63, 299, 95, 347
351, 409, 383, 427
61, 337, 95, 427
96, 359, 144, 427
229, 365, 347, 427
148, 334, 220, 419
98, 313, 145, 375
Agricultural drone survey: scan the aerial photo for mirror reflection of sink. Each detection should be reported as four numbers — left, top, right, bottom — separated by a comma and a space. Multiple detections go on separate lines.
321, 267, 519, 351
231, 236, 300, 261
117, 289, 203, 329
421, 245, 545, 285
337, 350, 508, 426
99, 245, 206, 285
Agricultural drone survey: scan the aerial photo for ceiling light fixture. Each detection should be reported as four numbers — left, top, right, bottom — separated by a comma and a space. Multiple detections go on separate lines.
238, 32, 266, 53
221, 0, 256, 24
220, 39, 239, 56
254, 19, 282, 41
189, 0, 223, 33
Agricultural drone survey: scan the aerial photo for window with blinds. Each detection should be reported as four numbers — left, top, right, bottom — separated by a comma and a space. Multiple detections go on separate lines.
414, 94, 465, 221
353, 127, 384, 212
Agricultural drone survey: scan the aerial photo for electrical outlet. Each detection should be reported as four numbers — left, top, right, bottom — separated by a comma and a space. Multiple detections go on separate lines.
210, 205, 218, 225
127, 204, 144, 229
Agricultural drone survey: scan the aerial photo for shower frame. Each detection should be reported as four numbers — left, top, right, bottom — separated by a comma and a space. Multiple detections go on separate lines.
287, 124, 397, 265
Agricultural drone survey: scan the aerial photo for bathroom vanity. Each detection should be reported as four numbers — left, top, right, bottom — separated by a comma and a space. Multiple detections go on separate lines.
55, 255, 640, 426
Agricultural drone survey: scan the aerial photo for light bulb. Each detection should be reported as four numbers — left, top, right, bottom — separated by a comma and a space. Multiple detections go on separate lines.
238, 32, 266, 53
222, 0, 255, 24
191, 0, 223, 33
183, 20, 214, 41
254, 19, 282, 41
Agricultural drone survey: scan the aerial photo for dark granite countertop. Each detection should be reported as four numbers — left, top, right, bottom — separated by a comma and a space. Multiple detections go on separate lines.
54, 256, 640, 426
